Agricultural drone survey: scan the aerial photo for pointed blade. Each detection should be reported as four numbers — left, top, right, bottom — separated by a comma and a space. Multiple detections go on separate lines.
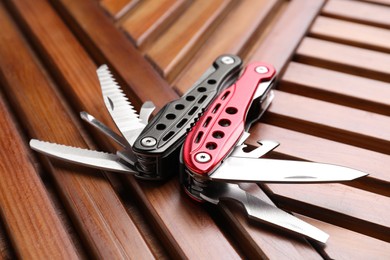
97, 65, 146, 145
209, 157, 368, 183
30, 139, 136, 174
80, 111, 128, 148
201, 183, 329, 243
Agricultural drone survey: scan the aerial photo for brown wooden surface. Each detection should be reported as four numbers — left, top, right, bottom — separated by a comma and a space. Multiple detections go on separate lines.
0, 0, 389, 258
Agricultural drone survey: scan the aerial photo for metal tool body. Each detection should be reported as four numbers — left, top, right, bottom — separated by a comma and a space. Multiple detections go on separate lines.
181, 62, 368, 243
29, 56, 368, 244
182, 62, 277, 200
30, 55, 242, 180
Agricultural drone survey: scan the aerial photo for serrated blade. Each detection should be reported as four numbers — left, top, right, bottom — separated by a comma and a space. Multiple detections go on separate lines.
30, 139, 136, 174
209, 156, 368, 183
97, 65, 146, 145
201, 182, 329, 243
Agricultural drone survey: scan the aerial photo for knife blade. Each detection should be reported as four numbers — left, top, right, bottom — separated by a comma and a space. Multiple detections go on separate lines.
131, 55, 242, 177
180, 61, 368, 244
209, 156, 368, 183
30, 55, 243, 180
97, 64, 146, 146
200, 182, 329, 243
30, 139, 136, 174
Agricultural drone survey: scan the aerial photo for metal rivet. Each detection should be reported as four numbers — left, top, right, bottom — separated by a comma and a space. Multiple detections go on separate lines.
195, 152, 211, 163
221, 56, 234, 65
141, 137, 156, 147
255, 66, 268, 74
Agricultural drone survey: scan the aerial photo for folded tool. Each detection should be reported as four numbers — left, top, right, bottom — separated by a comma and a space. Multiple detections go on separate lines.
181, 62, 368, 243
30, 55, 242, 180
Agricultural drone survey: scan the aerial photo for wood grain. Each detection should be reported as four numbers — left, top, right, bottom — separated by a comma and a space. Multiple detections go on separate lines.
280, 62, 390, 115
323, 0, 390, 29
54, 0, 178, 110
0, 1, 155, 258
0, 218, 15, 259
265, 183, 390, 242
298, 215, 390, 259
0, 0, 388, 257
136, 179, 242, 259
217, 184, 321, 259
248, 123, 390, 195
100, 0, 139, 19
0, 95, 78, 259
121, 0, 191, 49
174, 0, 282, 94
360, 0, 390, 6
264, 90, 390, 154
296, 37, 390, 83
310, 16, 390, 53
21, 0, 244, 258
145, 0, 235, 81
250, 0, 325, 74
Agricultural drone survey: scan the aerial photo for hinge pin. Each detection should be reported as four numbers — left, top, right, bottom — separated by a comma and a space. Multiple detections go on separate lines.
141, 137, 157, 147
195, 152, 211, 163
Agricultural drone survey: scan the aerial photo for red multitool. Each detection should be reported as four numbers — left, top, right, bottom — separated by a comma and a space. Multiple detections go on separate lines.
180, 61, 367, 244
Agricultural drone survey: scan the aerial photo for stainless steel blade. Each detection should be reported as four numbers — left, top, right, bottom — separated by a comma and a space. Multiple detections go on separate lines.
139, 101, 155, 125
80, 111, 127, 148
209, 156, 368, 183
200, 182, 329, 243
30, 139, 136, 174
97, 65, 146, 145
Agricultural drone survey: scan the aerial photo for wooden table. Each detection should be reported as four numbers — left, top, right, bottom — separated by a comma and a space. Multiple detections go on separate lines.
0, 0, 389, 258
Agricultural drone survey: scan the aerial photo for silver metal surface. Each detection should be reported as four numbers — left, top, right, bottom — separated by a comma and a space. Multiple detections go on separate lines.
255, 66, 269, 74
253, 81, 274, 100
80, 111, 127, 148
97, 65, 146, 146
221, 56, 234, 64
200, 182, 329, 243
209, 156, 368, 183
30, 139, 136, 174
231, 140, 279, 158
141, 137, 156, 147
196, 152, 211, 163
139, 101, 155, 125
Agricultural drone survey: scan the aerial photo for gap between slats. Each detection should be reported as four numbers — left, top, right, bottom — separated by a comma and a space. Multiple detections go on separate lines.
1, 1, 157, 256
20, 0, 244, 258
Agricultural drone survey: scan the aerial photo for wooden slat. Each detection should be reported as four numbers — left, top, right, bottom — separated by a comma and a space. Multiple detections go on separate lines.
298, 215, 390, 259
248, 123, 390, 195
323, 0, 390, 29
0, 95, 78, 258
172, 1, 331, 257
0, 218, 15, 259
296, 37, 390, 84
54, 0, 177, 110
280, 62, 390, 116
145, 0, 235, 81
264, 183, 390, 242
264, 90, 390, 154
310, 16, 390, 53
100, 0, 139, 19
250, 0, 325, 73
0, 1, 155, 258
121, 0, 191, 49
7, 0, 120, 149
174, 0, 282, 94
361, 0, 390, 6
30, 0, 242, 258
136, 179, 242, 259
218, 184, 321, 259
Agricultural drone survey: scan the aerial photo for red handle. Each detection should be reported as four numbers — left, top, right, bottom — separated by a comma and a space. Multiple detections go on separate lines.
183, 62, 275, 176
